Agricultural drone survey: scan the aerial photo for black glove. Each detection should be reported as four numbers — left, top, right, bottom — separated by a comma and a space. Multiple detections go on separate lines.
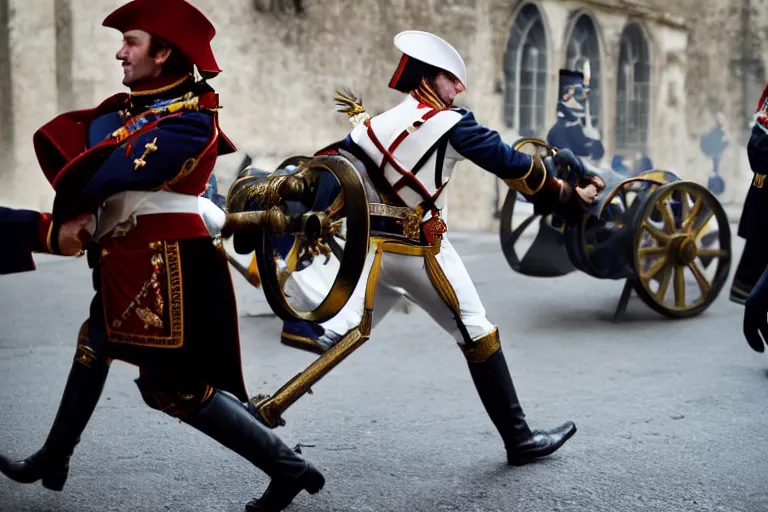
743, 267, 768, 352
553, 148, 586, 185
743, 306, 768, 353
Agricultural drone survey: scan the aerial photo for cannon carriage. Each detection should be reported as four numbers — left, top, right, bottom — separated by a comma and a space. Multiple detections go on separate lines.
220, 138, 732, 429
499, 138, 732, 320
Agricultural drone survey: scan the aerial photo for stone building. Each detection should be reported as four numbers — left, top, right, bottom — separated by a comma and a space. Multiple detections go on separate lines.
0, 0, 763, 231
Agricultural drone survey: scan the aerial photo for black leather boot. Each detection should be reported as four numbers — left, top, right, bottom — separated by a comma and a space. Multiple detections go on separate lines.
181, 391, 324, 512
0, 346, 110, 490
464, 332, 576, 466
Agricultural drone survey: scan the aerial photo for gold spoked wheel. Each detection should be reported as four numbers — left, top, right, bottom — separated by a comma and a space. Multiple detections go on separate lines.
631, 181, 731, 318
511, 137, 555, 157
247, 155, 371, 323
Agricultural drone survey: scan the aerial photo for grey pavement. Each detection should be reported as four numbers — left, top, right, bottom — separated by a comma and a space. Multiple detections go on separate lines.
0, 233, 766, 512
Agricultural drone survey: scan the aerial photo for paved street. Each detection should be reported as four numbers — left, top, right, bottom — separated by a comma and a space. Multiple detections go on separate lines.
0, 232, 766, 512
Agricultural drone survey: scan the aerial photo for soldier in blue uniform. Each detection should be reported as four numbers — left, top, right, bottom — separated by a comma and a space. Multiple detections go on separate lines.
0, 2, 323, 511
0, 207, 93, 274
546, 69, 605, 163
731, 83, 768, 307
739, 82, 768, 352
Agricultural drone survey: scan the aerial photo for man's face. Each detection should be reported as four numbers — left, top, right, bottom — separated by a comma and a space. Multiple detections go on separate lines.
115, 30, 166, 87
432, 71, 465, 105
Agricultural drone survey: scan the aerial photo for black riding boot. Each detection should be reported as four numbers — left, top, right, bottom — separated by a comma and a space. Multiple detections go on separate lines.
0, 345, 110, 490
181, 390, 324, 512
463, 330, 576, 466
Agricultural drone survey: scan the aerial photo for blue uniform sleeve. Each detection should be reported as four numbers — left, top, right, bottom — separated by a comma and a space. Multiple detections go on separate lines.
0, 207, 44, 275
77, 111, 215, 211
747, 124, 768, 173
447, 110, 533, 180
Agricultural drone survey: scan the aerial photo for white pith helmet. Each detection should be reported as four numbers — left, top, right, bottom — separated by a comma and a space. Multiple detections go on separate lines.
391, 30, 467, 89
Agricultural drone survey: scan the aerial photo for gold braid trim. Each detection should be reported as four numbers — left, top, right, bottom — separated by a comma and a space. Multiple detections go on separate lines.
424, 252, 461, 316
130, 74, 191, 97
461, 327, 501, 363
361, 242, 385, 335
411, 78, 447, 110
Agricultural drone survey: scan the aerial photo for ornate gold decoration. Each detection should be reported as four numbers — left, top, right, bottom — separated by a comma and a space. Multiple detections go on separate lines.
461, 327, 501, 363
226, 173, 309, 215
399, 206, 423, 240
504, 156, 547, 196
133, 137, 158, 171
250, 240, 385, 428
229, 155, 370, 324
107, 241, 184, 348
334, 88, 370, 126
136, 307, 164, 329
753, 173, 765, 188
74, 344, 98, 368
74, 322, 112, 368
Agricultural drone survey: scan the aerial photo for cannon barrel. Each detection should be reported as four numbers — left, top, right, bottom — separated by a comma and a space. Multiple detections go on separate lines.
221, 208, 330, 239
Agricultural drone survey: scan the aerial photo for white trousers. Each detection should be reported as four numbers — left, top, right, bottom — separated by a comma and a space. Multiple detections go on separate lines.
321, 237, 495, 345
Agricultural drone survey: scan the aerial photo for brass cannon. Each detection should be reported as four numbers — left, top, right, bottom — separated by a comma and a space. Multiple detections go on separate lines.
223, 154, 373, 428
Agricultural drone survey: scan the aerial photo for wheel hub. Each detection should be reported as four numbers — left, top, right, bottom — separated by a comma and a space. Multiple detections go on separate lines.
670, 235, 697, 266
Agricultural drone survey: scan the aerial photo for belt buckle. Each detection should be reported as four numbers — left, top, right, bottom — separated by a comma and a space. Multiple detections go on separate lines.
111, 212, 138, 238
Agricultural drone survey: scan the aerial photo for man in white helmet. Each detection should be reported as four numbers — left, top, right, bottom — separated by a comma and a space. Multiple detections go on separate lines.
307, 30, 602, 465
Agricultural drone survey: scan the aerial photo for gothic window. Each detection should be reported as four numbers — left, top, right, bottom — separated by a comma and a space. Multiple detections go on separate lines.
504, 3, 548, 138
565, 14, 601, 131
614, 22, 651, 153
0, 0, 12, 170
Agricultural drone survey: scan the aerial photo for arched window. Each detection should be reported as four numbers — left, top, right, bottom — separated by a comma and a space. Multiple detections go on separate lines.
504, 3, 548, 138
614, 22, 651, 153
0, 0, 13, 169
565, 14, 601, 131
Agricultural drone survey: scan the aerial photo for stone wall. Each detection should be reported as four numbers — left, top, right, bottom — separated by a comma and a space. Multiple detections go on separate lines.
0, 0, 762, 230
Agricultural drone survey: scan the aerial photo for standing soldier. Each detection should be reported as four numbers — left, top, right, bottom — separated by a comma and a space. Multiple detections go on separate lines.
0, 1, 323, 511
299, 31, 603, 465
739, 82, 768, 352
731, 83, 768, 308
546, 67, 605, 165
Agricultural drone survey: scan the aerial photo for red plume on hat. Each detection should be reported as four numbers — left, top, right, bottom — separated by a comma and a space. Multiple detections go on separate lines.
103, 0, 221, 79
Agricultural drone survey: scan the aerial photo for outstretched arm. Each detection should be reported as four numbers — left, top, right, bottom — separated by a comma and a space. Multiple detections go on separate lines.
0, 207, 92, 274
448, 110, 592, 218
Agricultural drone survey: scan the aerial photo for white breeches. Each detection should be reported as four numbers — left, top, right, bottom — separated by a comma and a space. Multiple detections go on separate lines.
321, 237, 495, 345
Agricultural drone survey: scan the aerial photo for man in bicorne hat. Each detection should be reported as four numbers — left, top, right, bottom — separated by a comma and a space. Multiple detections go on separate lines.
547, 68, 605, 165
311, 31, 603, 466
0, 1, 323, 510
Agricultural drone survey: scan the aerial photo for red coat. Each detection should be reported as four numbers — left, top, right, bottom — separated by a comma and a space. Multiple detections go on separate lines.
34, 78, 248, 401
